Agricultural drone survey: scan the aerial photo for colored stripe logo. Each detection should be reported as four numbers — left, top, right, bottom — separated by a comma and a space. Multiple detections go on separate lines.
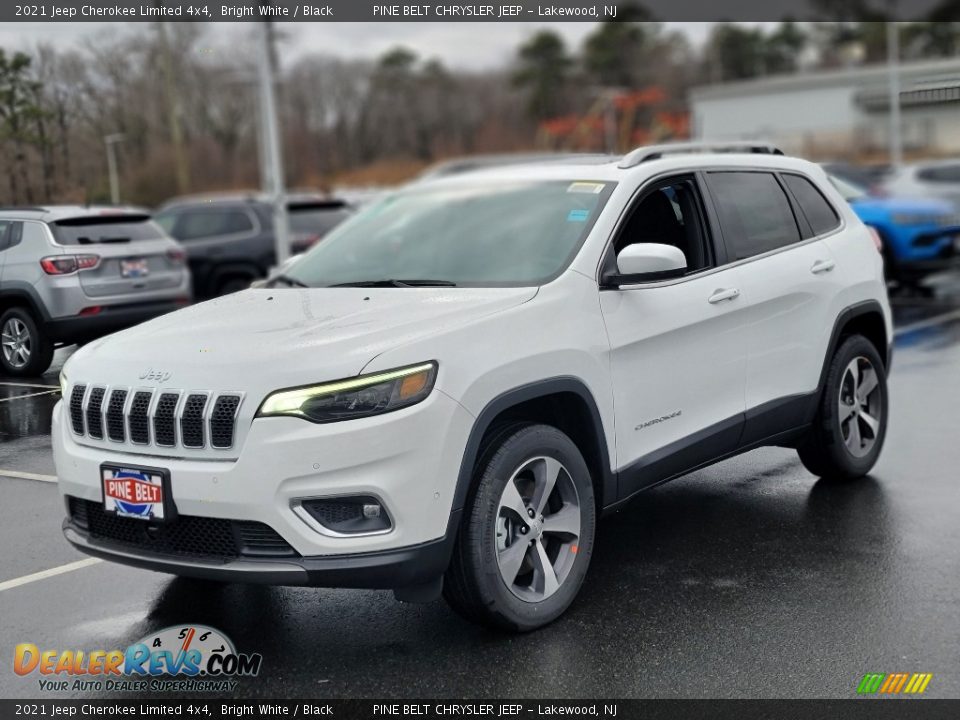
857, 673, 932, 695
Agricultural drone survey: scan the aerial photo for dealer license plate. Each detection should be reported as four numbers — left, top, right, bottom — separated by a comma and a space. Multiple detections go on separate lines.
101, 465, 168, 521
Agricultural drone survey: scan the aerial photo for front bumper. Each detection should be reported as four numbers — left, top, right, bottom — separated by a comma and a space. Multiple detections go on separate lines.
53, 389, 475, 587
62, 517, 458, 589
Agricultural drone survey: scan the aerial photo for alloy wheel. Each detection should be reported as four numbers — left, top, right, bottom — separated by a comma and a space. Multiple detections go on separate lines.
1, 318, 32, 370
838, 356, 883, 458
495, 455, 582, 602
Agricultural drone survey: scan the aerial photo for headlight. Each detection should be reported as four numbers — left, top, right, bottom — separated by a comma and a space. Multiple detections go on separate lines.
256, 362, 438, 423
59, 370, 68, 396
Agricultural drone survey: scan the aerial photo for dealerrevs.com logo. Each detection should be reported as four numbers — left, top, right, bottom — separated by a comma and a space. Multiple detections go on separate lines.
14, 625, 262, 693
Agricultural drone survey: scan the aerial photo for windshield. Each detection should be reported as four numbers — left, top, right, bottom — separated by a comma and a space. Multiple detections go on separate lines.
286, 180, 615, 287
827, 175, 867, 202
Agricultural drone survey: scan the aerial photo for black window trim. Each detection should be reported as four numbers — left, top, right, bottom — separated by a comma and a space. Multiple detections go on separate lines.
779, 171, 843, 240
701, 166, 847, 269
596, 170, 726, 289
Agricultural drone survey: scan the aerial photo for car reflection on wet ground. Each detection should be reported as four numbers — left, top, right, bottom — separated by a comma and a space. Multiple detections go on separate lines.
1, 281, 959, 699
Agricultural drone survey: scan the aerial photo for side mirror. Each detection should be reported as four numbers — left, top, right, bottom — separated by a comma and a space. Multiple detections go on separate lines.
603, 243, 687, 287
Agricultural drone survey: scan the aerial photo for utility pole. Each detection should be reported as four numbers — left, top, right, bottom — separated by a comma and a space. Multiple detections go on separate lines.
886, 20, 903, 167
257, 14, 290, 267
156, 18, 190, 194
104, 133, 125, 204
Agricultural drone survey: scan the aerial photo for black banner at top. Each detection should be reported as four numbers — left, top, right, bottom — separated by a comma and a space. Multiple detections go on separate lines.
4, 0, 959, 23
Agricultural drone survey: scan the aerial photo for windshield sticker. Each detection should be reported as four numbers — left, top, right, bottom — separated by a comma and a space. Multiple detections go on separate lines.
567, 209, 590, 222
567, 182, 606, 194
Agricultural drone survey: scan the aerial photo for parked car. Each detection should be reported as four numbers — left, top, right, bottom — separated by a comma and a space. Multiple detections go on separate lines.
827, 173, 960, 291
55, 142, 892, 631
882, 160, 960, 208
154, 193, 352, 298
0, 206, 190, 377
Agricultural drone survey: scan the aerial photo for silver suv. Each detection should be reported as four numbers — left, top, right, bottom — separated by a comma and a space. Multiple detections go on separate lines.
0, 206, 191, 377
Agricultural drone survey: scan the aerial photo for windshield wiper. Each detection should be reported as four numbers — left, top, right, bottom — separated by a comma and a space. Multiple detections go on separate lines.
329, 279, 458, 288
267, 274, 310, 288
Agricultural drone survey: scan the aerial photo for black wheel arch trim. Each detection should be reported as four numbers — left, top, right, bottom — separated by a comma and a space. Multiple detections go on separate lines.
450, 377, 616, 516
0, 283, 50, 322
815, 299, 891, 412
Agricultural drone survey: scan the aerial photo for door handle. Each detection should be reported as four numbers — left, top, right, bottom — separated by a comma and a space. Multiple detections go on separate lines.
811, 259, 836, 274
708, 288, 740, 304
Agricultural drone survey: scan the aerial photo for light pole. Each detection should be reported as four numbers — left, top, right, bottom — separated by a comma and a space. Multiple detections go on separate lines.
886, 20, 903, 168
256, 16, 290, 267
104, 133, 125, 205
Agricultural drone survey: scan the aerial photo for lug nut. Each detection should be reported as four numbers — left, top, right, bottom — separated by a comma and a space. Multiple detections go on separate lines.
527, 508, 535, 518
520, 526, 528, 534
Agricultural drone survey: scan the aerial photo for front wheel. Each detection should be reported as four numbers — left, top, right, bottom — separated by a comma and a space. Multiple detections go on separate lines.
798, 334, 889, 481
444, 423, 596, 631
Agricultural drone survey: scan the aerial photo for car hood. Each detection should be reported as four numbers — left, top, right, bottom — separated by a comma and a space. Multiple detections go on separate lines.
66, 287, 537, 391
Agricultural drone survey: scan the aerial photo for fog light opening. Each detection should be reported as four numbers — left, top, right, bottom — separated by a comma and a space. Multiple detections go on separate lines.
294, 496, 393, 537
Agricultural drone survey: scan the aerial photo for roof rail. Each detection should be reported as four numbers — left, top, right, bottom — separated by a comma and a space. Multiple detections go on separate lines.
618, 141, 784, 169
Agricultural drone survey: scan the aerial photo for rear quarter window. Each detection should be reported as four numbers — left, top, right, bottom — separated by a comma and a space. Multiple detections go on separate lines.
705, 171, 801, 261
916, 165, 960, 183
783, 174, 841, 237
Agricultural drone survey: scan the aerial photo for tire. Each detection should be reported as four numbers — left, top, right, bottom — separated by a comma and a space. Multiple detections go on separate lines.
798, 334, 888, 481
443, 423, 596, 631
0, 307, 54, 378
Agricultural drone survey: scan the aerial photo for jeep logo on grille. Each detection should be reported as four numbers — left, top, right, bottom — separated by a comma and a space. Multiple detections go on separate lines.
139, 368, 172, 383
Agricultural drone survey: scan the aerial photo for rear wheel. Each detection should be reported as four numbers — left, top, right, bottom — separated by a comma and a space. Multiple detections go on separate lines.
444, 423, 596, 631
0, 308, 54, 377
798, 335, 888, 481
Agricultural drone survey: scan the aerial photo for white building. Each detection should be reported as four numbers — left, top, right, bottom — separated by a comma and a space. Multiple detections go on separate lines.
690, 58, 960, 158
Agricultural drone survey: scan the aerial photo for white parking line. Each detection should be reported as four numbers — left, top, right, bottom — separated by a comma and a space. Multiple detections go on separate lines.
894, 308, 960, 337
0, 389, 60, 402
0, 469, 58, 483
0, 558, 102, 593
0, 382, 59, 389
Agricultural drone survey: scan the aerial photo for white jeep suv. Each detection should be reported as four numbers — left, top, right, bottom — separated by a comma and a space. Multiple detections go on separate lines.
54, 143, 892, 631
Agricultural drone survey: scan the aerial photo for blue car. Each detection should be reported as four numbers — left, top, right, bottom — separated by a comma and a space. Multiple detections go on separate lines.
827, 173, 960, 290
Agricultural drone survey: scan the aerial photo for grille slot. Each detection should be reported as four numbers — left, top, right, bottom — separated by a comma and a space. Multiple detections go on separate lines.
69, 385, 86, 435
128, 391, 153, 444
106, 389, 128, 442
86, 387, 106, 439
153, 392, 180, 447
69, 384, 241, 452
67, 498, 298, 560
180, 394, 208, 448
210, 395, 241, 449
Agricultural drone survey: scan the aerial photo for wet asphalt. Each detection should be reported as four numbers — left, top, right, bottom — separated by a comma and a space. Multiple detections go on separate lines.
1, 284, 959, 700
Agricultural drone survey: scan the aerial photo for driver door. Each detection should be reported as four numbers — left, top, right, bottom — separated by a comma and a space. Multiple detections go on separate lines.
599, 174, 749, 499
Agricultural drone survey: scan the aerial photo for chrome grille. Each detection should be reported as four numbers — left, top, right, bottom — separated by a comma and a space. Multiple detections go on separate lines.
69, 385, 86, 435
153, 392, 180, 447
86, 387, 105, 439
106, 389, 128, 442
180, 393, 208, 448
128, 391, 152, 444
68, 384, 243, 452
210, 395, 241, 449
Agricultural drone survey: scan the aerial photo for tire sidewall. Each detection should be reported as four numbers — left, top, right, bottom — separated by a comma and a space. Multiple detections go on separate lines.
822, 335, 889, 476
468, 425, 596, 630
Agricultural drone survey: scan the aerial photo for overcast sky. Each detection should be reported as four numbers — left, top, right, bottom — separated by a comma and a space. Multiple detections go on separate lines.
0, 21, 735, 70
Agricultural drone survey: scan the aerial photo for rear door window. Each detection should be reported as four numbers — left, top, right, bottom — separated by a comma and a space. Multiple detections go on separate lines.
174, 209, 255, 241
783, 174, 841, 237
51, 215, 165, 245
705, 171, 801, 261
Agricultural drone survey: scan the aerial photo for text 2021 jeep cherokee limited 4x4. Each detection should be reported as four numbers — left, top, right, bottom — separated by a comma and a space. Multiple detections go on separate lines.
53, 143, 893, 631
